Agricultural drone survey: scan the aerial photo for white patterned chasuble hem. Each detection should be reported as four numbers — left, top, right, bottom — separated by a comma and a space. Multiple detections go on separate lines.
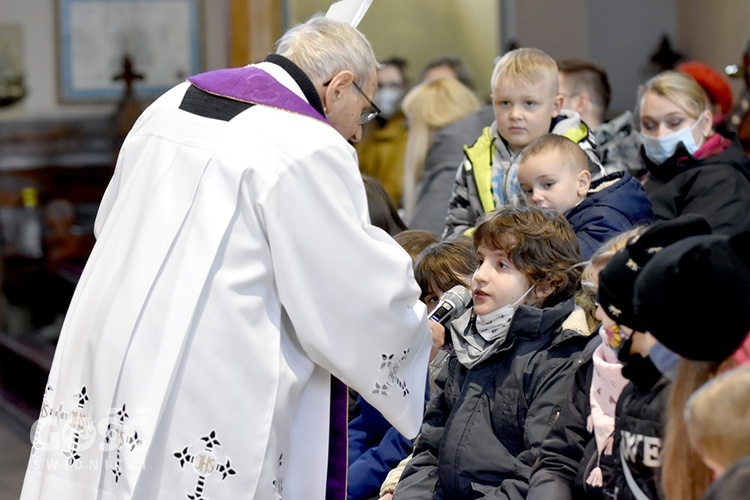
30, 385, 238, 498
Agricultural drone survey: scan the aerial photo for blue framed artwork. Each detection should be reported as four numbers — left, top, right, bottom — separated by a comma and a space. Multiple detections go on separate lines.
57, 0, 203, 102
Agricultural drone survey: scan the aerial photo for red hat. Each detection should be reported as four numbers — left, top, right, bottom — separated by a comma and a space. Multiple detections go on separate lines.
677, 61, 734, 119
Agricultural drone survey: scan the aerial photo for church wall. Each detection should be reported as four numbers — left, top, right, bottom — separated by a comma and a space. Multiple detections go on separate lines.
0, 0, 747, 122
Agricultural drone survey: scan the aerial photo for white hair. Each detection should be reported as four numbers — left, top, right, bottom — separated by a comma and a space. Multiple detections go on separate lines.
275, 15, 378, 87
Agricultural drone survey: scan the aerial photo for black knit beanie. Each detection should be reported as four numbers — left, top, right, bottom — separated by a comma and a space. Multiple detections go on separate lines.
597, 214, 712, 330
633, 231, 750, 362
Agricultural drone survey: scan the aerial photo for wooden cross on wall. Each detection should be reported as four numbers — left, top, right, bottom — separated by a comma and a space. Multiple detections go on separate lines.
112, 54, 145, 137
112, 54, 144, 98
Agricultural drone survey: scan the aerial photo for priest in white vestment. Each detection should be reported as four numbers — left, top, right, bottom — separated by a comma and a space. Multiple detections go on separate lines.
20, 15, 432, 500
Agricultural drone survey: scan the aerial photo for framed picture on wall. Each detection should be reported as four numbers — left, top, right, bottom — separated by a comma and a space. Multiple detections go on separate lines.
56, 0, 203, 103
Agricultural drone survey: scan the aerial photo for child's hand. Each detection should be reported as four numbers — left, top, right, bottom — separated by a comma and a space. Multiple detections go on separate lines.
428, 320, 445, 361
379, 493, 393, 500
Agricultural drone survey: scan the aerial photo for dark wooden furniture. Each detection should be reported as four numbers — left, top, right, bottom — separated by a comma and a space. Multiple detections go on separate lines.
0, 116, 121, 427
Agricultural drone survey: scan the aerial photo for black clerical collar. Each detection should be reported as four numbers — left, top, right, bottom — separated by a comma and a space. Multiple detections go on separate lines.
263, 54, 326, 117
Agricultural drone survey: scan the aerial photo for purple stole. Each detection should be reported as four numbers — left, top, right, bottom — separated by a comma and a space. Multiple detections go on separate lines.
189, 66, 347, 499
188, 66, 328, 125
327, 377, 349, 500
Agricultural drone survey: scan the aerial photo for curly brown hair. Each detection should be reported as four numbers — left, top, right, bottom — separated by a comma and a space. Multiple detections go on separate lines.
473, 205, 582, 307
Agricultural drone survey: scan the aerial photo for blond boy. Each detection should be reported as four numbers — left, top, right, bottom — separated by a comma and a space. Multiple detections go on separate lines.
443, 48, 604, 238
685, 364, 750, 479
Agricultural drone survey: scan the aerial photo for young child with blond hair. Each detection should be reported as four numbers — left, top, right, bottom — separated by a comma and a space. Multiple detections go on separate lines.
685, 364, 750, 479
443, 47, 614, 238
591, 215, 713, 500
528, 227, 645, 500
517, 134, 653, 259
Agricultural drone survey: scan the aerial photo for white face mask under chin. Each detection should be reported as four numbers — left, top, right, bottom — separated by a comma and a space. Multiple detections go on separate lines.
373, 86, 404, 120
640, 112, 706, 164
475, 283, 536, 342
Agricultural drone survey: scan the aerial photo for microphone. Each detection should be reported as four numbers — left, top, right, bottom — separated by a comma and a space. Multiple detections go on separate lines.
429, 285, 472, 325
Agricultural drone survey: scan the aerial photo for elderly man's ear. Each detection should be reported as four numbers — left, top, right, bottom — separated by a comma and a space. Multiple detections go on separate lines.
320, 70, 355, 113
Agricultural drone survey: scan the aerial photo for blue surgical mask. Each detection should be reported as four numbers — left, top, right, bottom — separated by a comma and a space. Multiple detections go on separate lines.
648, 341, 682, 381
640, 112, 706, 164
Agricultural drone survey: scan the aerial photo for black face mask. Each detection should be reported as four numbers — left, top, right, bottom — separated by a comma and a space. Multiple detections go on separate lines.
620, 351, 663, 389
616, 336, 635, 364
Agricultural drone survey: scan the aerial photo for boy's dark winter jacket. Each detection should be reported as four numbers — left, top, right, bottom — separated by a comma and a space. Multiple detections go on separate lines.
393, 297, 590, 500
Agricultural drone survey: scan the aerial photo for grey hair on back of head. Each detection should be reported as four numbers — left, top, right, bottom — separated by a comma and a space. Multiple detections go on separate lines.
275, 15, 379, 87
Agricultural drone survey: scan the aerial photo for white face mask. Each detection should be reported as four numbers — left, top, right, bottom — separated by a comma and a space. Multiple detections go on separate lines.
640, 112, 706, 165
475, 283, 536, 342
373, 85, 404, 120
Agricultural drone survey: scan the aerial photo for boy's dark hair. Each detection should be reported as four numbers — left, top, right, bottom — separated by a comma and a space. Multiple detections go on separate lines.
414, 235, 475, 300
394, 229, 439, 262
557, 59, 612, 116
381, 56, 410, 85
362, 174, 407, 236
473, 206, 582, 307
518, 134, 589, 172
420, 54, 475, 90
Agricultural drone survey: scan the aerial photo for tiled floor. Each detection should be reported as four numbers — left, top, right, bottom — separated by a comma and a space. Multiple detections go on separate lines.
0, 408, 32, 499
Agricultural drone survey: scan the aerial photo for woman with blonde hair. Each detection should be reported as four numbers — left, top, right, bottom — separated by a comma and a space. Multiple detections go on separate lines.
638, 70, 750, 235
401, 77, 480, 219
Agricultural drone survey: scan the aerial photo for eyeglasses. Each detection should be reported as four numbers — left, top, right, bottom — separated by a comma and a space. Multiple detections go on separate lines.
323, 78, 381, 125
352, 81, 381, 124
